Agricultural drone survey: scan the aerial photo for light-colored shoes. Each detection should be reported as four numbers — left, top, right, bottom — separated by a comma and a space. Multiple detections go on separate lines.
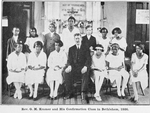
94, 93, 102, 101
18, 90, 22, 100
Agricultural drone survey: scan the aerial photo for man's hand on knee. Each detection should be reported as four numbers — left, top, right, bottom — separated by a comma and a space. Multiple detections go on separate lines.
81, 66, 87, 74
65, 65, 72, 73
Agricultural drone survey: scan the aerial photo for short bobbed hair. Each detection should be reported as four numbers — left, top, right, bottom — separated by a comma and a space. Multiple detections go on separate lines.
112, 27, 122, 35
100, 27, 108, 33
33, 41, 43, 49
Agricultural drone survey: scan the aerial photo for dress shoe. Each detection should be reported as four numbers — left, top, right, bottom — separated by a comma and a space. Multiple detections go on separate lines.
130, 97, 135, 102
118, 96, 122, 99
33, 97, 38, 101
122, 96, 125, 99
64, 94, 71, 100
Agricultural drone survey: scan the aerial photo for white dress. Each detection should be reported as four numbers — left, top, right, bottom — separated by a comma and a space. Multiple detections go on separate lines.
91, 53, 108, 82
25, 51, 47, 85
97, 36, 110, 54
61, 27, 80, 53
6, 51, 26, 84
130, 53, 148, 90
109, 36, 127, 61
46, 50, 67, 84
25, 37, 44, 52
106, 53, 126, 83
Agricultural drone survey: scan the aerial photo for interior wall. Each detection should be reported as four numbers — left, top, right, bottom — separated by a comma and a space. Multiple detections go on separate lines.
104, 2, 127, 39
34, 2, 44, 37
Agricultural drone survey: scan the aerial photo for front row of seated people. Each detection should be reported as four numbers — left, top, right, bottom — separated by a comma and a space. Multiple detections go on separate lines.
6, 33, 148, 104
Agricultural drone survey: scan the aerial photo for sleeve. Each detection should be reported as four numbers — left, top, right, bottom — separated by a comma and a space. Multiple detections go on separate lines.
131, 53, 135, 64
120, 37, 127, 51
6, 39, 11, 60
27, 53, 33, 66
47, 53, 55, 69
105, 55, 110, 62
67, 48, 73, 66
43, 35, 47, 53
143, 54, 148, 65
22, 54, 27, 68
85, 48, 92, 68
41, 53, 47, 67
7, 54, 12, 70
91, 57, 96, 69
60, 52, 67, 68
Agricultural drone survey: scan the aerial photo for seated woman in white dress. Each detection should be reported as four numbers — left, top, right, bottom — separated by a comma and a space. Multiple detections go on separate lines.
130, 43, 148, 103
25, 41, 47, 100
91, 44, 107, 101
46, 40, 67, 99
106, 43, 129, 98
6, 41, 26, 99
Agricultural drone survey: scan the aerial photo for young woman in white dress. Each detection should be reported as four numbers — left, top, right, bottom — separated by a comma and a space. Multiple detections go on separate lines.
109, 27, 127, 64
46, 40, 67, 99
6, 41, 26, 99
25, 27, 43, 52
130, 43, 148, 103
106, 43, 129, 98
91, 44, 107, 101
25, 41, 47, 100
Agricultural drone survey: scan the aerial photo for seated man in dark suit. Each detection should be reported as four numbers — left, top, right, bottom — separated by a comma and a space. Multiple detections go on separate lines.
82, 25, 96, 51
64, 33, 91, 104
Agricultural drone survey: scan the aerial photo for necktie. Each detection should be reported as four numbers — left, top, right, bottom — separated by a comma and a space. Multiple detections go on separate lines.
76, 46, 80, 63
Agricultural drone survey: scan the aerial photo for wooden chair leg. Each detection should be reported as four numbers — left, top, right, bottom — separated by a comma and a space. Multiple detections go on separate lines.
139, 82, 145, 96
127, 83, 130, 96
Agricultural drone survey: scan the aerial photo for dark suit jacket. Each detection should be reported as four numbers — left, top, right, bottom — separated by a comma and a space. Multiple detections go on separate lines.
43, 32, 60, 57
82, 35, 96, 50
67, 44, 91, 69
6, 37, 26, 59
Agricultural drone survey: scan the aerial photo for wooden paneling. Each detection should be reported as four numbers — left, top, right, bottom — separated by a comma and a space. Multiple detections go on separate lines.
126, 2, 149, 57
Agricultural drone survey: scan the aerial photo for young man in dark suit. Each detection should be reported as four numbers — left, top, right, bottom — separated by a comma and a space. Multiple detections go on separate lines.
82, 25, 96, 51
64, 33, 91, 104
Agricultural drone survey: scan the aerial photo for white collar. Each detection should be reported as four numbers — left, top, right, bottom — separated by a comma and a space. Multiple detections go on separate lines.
87, 35, 91, 40
76, 44, 81, 49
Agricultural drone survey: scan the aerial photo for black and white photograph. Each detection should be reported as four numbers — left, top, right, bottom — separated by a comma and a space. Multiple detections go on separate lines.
0, 0, 149, 112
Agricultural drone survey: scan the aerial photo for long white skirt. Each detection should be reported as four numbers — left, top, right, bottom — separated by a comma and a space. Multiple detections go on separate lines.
108, 70, 122, 83
25, 69, 45, 85
6, 71, 25, 85
46, 68, 63, 85
91, 70, 108, 83
130, 69, 148, 90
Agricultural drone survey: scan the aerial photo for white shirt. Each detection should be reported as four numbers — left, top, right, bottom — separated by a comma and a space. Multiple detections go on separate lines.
7, 51, 26, 71
61, 27, 80, 53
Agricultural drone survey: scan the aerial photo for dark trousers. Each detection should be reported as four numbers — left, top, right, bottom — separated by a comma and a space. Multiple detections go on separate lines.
63, 66, 90, 94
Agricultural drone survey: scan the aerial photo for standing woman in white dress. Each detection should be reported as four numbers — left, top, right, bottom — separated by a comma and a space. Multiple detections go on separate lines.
46, 40, 67, 99
25, 41, 47, 100
25, 27, 43, 53
109, 27, 127, 65
130, 43, 148, 103
6, 41, 26, 99
91, 44, 107, 101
